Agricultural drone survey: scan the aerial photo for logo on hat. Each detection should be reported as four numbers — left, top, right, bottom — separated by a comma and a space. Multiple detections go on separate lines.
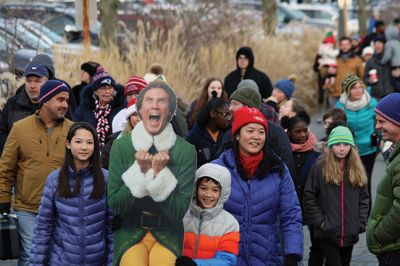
101, 79, 112, 85
32, 66, 37, 70
253, 115, 264, 122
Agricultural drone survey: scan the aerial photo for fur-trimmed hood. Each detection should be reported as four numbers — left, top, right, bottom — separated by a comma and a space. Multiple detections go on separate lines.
79, 82, 125, 110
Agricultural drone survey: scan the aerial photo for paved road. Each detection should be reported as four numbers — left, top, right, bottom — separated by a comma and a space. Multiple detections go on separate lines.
0, 117, 383, 265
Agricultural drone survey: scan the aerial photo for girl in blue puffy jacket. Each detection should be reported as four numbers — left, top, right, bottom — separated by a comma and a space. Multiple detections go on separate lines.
29, 122, 113, 265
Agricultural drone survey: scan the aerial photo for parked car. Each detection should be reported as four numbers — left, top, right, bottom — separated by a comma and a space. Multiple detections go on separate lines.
284, 3, 359, 34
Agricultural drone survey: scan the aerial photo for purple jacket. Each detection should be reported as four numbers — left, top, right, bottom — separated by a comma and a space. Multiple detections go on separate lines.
29, 167, 113, 265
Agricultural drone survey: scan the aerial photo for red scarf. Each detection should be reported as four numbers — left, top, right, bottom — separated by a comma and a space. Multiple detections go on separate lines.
291, 131, 317, 153
239, 151, 263, 179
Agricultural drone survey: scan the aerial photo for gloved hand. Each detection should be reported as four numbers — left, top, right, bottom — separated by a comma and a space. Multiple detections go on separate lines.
111, 215, 122, 231
0, 203, 10, 215
175, 256, 196, 266
284, 254, 298, 266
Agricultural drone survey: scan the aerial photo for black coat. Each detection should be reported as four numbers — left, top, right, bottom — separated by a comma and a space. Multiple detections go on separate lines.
303, 159, 370, 247
186, 123, 226, 167
73, 83, 126, 144
364, 53, 394, 99
224, 46, 273, 99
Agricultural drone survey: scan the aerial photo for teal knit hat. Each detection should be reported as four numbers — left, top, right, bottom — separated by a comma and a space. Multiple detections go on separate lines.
327, 126, 355, 147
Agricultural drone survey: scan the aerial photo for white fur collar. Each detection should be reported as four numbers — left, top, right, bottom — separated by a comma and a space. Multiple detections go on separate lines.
131, 121, 176, 151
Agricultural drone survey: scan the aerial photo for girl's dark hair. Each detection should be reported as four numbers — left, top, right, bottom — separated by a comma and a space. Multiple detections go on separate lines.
57, 122, 105, 199
281, 110, 311, 132
197, 92, 227, 128
189, 78, 228, 126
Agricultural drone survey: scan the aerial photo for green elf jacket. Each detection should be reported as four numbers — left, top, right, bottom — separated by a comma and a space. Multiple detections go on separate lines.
367, 144, 400, 255
108, 121, 196, 265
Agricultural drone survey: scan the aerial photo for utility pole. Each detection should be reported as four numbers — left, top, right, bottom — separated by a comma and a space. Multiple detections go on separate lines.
83, 0, 91, 53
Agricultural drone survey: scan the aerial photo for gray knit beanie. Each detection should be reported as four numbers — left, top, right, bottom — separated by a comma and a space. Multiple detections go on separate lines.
229, 79, 261, 109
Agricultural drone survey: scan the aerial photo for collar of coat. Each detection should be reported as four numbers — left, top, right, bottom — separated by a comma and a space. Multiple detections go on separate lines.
131, 121, 176, 151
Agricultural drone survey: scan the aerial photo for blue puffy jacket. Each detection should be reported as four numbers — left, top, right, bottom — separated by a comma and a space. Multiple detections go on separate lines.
29, 167, 113, 265
213, 149, 303, 266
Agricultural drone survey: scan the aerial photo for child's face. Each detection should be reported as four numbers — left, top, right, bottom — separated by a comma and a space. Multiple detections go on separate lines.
272, 88, 286, 102
324, 117, 333, 130
332, 143, 351, 159
327, 65, 337, 74
67, 128, 94, 166
197, 179, 221, 209
288, 121, 309, 145
279, 100, 294, 119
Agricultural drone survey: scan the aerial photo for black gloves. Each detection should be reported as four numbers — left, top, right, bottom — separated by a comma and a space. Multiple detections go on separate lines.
284, 254, 298, 266
175, 256, 196, 266
111, 215, 122, 231
0, 203, 10, 215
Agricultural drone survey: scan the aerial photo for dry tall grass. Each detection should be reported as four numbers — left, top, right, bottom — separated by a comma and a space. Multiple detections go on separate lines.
2, 18, 324, 112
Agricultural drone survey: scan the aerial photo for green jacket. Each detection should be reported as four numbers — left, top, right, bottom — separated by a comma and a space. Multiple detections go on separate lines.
108, 122, 196, 265
367, 144, 400, 254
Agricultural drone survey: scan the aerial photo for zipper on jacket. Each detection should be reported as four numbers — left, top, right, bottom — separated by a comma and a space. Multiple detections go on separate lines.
246, 179, 251, 262
341, 173, 345, 247
193, 215, 203, 259
79, 176, 85, 263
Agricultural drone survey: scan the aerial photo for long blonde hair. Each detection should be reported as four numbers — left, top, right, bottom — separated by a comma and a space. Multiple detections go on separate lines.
323, 146, 367, 187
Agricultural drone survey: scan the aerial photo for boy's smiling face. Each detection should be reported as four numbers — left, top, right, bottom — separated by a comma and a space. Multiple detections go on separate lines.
197, 178, 221, 209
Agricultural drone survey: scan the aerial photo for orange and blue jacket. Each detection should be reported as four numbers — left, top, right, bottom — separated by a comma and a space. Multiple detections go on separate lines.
183, 163, 240, 266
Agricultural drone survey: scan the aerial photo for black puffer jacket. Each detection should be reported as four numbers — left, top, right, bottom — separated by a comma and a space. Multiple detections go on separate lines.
303, 159, 370, 247
224, 46, 273, 99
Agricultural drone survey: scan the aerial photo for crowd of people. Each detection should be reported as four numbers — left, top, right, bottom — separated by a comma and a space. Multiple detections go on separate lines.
0, 17, 400, 266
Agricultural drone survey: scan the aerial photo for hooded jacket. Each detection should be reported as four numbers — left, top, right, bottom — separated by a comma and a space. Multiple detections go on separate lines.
213, 147, 303, 265
381, 25, 400, 67
224, 47, 273, 99
183, 163, 239, 266
73, 83, 126, 143
29, 167, 113, 265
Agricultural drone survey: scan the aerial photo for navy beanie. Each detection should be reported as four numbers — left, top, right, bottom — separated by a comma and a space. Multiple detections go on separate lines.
39, 80, 70, 106
274, 79, 295, 99
375, 93, 400, 127
91, 66, 116, 91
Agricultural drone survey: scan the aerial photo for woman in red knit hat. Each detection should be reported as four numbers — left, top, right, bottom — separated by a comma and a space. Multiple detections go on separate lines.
213, 107, 303, 266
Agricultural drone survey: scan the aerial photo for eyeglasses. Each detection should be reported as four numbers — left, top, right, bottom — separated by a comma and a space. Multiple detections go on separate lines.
98, 86, 114, 92
217, 111, 232, 118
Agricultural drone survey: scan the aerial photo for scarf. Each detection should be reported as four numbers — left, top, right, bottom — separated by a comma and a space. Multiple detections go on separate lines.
291, 131, 317, 153
239, 151, 263, 179
339, 91, 371, 111
93, 99, 112, 147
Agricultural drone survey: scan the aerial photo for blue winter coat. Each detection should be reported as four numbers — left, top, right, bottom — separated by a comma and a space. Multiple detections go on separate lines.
29, 167, 113, 266
336, 93, 378, 156
213, 149, 303, 266
73, 84, 126, 142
